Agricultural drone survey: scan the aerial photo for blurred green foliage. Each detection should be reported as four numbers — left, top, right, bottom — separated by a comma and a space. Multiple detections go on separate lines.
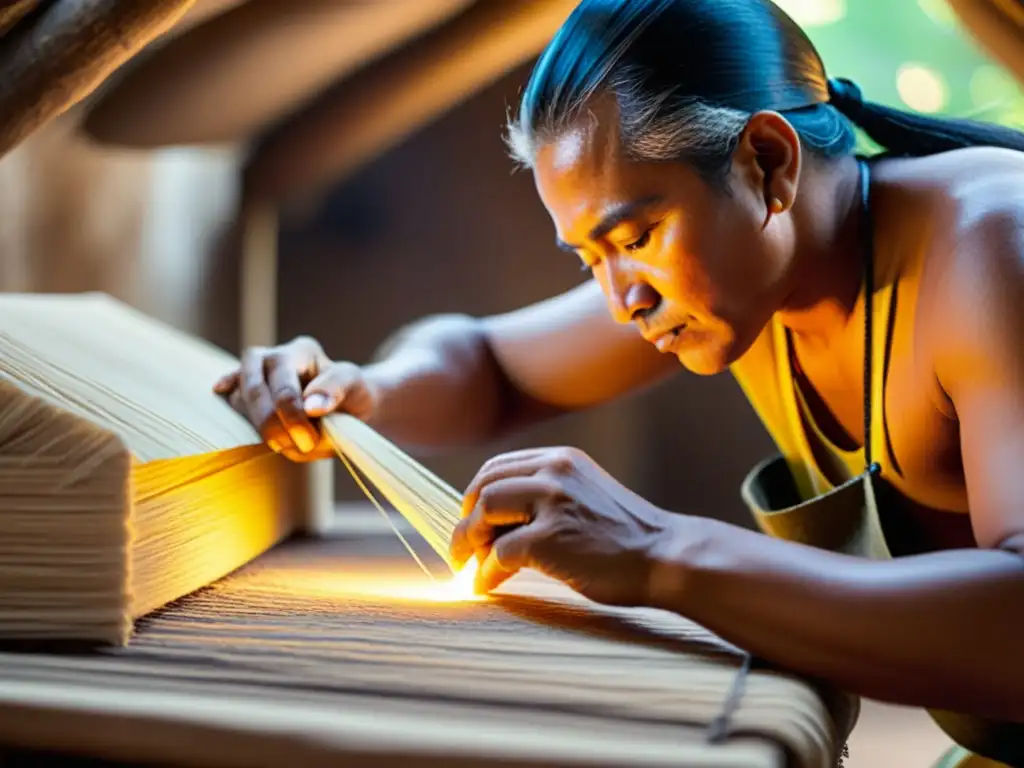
784, 0, 1024, 152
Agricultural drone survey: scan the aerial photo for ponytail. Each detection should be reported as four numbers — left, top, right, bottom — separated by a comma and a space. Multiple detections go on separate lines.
827, 77, 1024, 157
507, 0, 1024, 178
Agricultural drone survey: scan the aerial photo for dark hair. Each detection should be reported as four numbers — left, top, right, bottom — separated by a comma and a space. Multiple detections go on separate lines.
506, 0, 1024, 182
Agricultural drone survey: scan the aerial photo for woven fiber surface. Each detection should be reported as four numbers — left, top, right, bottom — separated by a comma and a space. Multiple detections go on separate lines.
0, 529, 853, 767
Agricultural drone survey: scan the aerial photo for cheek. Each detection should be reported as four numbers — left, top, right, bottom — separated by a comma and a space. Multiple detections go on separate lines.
651, 217, 733, 308
694, 202, 776, 300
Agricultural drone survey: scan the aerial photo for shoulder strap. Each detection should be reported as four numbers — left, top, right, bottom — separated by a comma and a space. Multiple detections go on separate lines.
857, 158, 879, 473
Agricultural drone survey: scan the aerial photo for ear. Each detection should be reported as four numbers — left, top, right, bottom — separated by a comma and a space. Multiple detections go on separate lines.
730, 111, 802, 218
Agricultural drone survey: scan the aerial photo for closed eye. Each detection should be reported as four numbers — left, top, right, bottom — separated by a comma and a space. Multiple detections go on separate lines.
624, 228, 652, 253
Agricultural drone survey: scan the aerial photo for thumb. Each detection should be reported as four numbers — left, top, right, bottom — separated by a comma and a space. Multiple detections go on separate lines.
302, 363, 358, 417
475, 525, 534, 595
213, 371, 238, 395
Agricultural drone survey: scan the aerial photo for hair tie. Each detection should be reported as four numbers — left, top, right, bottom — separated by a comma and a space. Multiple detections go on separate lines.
827, 77, 864, 120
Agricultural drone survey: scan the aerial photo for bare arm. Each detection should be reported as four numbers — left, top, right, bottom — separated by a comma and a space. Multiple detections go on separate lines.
365, 280, 679, 451
649, 209, 1024, 722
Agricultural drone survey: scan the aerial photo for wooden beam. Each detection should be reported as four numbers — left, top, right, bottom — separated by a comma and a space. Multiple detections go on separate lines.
0, 0, 196, 158
242, 0, 578, 205
80, 0, 473, 147
947, 0, 1024, 86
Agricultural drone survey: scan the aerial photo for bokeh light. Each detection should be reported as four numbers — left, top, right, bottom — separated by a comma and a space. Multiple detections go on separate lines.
896, 63, 949, 113
916, 0, 959, 30
774, 0, 847, 27
970, 65, 1020, 111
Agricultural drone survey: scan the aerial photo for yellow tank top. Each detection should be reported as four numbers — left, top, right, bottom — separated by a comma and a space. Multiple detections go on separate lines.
729, 250, 903, 505
729, 160, 1006, 767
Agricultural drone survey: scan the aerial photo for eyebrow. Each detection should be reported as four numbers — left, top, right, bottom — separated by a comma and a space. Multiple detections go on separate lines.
556, 195, 664, 252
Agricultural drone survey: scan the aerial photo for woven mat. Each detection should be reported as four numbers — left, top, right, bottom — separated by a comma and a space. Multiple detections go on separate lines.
0, 528, 855, 767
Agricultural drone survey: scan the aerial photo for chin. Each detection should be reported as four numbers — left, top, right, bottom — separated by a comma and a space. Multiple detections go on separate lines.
675, 348, 730, 376
670, 327, 738, 376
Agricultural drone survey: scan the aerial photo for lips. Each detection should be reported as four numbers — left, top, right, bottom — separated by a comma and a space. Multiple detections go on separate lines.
649, 325, 686, 353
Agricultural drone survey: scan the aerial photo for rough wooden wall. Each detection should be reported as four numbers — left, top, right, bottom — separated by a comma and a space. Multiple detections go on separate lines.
0, 106, 238, 333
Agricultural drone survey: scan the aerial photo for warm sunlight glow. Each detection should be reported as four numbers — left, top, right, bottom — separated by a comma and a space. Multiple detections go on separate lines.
443, 557, 481, 598
297, 558, 484, 604
772, 0, 846, 27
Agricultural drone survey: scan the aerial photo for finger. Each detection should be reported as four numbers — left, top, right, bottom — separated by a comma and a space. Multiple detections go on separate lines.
236, 351, 298, 454
229, 388, 285, 447
450, 521, 516, 569
277, 445, 314, 463
478, 475, 562, 521
449, 514, 509, 569
451, 476, 558, 566
475, 525, 537, 594
449, 518, 473, 569
302, 364, 356, 417
462, 451, 559, 518
450, 509, 500, 568
213, 370, 239, 395
266, 356, 319, 454
227, 388, 246, 415
239, 348, 274, 425
264, 419, 298, 455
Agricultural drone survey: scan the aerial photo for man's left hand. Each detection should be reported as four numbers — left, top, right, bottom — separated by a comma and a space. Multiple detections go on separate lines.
450, 446, 684, 605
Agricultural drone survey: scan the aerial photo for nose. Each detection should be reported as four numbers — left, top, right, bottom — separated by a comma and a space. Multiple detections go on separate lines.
606, 261, 661, 323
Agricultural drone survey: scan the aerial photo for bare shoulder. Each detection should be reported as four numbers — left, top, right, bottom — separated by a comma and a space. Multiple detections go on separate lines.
876, 148, 1024, 391
479, 279, 680, 410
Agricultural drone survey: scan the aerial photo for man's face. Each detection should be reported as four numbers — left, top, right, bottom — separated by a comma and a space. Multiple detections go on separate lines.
531, 98, 796, 375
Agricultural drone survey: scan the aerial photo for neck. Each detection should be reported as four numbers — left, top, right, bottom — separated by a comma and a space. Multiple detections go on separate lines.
776, 155, 866, 341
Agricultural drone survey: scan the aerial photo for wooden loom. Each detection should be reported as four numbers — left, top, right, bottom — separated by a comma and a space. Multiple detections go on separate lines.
0, 521, 857, 768
0, 291, 857, 767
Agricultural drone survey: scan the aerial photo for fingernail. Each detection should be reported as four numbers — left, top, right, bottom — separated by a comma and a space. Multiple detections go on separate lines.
304, 394, 328, 414
294, 430, 316, 454
267, 439, 283, 454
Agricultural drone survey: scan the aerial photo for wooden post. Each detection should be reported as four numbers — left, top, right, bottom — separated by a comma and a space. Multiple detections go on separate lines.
239, 195, 334, 536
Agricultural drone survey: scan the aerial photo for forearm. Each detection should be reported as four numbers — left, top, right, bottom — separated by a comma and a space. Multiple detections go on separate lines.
651, 518, 1024, 721
361, 314, 556, 452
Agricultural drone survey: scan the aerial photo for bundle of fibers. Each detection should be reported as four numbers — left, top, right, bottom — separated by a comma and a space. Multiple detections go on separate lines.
0, 292, 305, 645
321, 414, 857, 766
323, 413, 462, 576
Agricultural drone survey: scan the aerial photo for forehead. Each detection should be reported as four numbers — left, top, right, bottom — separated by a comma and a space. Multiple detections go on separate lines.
532, 103, 626, 223
530, 99, 700, 242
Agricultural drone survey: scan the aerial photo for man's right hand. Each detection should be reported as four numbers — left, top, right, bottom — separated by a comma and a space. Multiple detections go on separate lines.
212, 336, 380, 462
